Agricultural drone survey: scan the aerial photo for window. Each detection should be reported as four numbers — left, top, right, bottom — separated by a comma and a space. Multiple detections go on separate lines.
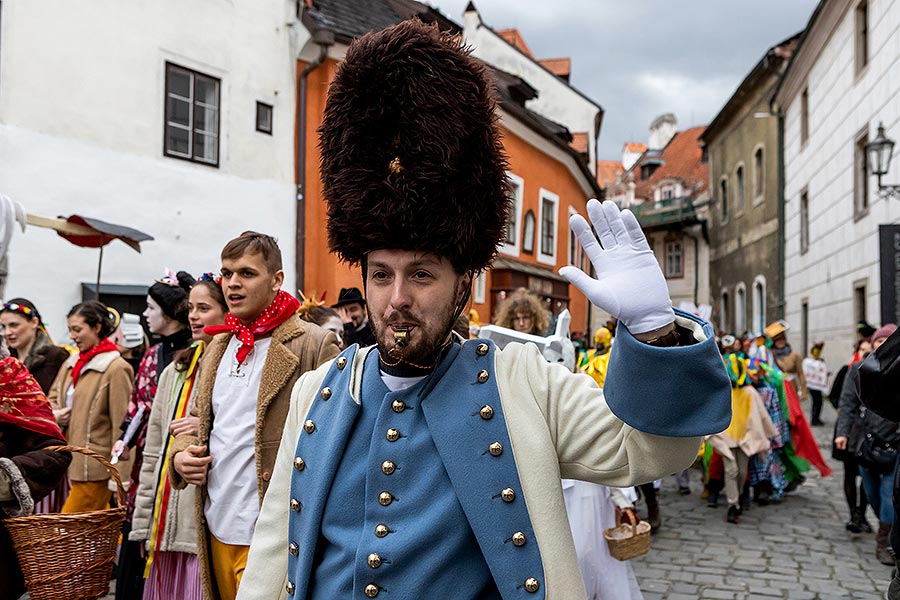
720, 289, 731, 333
752, 276, 767, 334
735, 164, 745, 213
501, 173, 524, 256
735, 282, 747, 334
473, 271, 486, 304
164, 63, 220, 166
256, 102, 273, 134
537, 189, 559, 265
664, 238, 683, 279
522, 210, 535, 254
661, 186, 674, 200
854, 127, 869, 219
856, 0, 869, 75
854, 281, 867, 324
753, 146, 765, 200
800, 87, 809, 146
567, 207, 578, 265
800, 188, 810, 254
801, 299, 809, 359
719, 177, 728, 223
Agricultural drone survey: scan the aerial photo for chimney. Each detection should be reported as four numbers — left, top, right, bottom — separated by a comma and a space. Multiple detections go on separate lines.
648, 113, 677, 150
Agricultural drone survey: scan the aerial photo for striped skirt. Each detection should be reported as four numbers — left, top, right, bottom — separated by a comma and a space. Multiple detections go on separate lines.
142, 551, 202, 600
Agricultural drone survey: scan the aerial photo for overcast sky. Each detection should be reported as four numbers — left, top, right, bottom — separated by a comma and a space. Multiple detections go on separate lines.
428, 0, 819, 160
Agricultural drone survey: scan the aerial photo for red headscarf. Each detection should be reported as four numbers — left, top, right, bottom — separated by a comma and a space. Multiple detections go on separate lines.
204, 290, 301, 365
71, 338, 119, 386
0, 357, 65, 440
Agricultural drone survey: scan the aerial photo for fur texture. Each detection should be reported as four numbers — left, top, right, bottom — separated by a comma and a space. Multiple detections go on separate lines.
0, 457, 34, 517
319, 19, 511, 273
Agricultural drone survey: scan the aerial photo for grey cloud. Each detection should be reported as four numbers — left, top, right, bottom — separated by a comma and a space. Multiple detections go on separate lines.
430, 0, 818, 157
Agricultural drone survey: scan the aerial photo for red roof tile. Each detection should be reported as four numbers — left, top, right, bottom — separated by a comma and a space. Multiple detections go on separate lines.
624, 142, 647, 153
539, 58, 571, 78
570, 132, 588, 154
497, 28, 534, 58
596, 160, 624, 187
631, 126, 708, 200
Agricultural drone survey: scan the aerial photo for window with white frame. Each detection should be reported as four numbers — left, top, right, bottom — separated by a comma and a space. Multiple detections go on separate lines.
854, 127, 869, 219
720, 289, 731, 333
473, 271, 486, 304
735, 164, 745, 213
164, 63, 220, 166
753, 146, 765, 201
567, 206, 579, 265
501, 173, 524, 256
752, 275, 767, 334
522, 210, 535, 254
800, 188, 810, 254
856, 0, 869, 75
537, 189, 559, 265
800, 87, 809, 145
735, 282, 747, 334
664, 238, 683, 279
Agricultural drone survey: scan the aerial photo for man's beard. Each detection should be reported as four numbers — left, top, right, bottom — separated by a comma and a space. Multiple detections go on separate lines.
370, 303, 456, 367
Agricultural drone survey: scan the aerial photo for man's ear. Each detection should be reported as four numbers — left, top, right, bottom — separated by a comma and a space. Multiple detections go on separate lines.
272, 269, 285, 291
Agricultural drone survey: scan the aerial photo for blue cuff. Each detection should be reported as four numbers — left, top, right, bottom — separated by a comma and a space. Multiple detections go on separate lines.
604, 308, 732, 438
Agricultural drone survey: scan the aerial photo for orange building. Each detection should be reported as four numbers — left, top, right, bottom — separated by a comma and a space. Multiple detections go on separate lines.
295, 1, 602, 337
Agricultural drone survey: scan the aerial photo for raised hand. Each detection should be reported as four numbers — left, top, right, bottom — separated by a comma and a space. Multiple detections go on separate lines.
560, 199, 674, 335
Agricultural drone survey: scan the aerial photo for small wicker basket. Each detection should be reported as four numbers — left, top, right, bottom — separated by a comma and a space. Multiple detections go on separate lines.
4, 445, 126, 600
603, 513, 652, 561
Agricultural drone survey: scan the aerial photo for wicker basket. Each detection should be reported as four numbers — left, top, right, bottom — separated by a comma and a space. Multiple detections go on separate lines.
3, 445, 126, 600
603, 513, 652, 561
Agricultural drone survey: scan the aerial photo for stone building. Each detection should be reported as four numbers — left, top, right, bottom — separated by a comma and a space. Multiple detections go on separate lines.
701, 33, 800, 336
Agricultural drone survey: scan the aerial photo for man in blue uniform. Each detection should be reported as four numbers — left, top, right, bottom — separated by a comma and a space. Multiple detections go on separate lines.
236, 19, 730, 600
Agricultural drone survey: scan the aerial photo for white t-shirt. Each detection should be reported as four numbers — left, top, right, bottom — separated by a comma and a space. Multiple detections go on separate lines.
205, 336, 272, 545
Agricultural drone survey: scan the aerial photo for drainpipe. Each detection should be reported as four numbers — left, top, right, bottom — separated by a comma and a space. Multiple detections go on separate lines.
776, 108, 786, 320
295, 28, 334, 294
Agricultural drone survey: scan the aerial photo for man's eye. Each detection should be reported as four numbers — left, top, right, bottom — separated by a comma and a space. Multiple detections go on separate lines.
413, 271, 431, 280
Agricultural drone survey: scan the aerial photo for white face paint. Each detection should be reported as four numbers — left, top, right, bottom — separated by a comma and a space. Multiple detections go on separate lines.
322, 316, 344, 347
143, 295, 171, 335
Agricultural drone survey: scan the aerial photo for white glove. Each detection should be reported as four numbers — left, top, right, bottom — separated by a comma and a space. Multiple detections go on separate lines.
559, 199, 675, 335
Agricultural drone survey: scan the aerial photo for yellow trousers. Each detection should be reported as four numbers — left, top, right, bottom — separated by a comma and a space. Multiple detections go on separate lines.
61, 480, 111, 513
209, 534, 249, 600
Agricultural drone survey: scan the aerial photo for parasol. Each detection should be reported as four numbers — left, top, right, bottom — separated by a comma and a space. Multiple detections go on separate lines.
25, 213, 154, 299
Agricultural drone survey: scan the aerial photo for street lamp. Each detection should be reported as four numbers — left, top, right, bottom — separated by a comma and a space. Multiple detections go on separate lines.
866, 123, 900, 200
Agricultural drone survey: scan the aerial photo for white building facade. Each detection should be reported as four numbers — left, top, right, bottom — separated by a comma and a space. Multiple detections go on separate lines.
0, 0, 304, 336
775, 0, 900, 370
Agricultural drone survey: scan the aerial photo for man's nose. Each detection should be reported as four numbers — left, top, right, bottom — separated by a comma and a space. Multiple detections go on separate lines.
389, 281, 411, 310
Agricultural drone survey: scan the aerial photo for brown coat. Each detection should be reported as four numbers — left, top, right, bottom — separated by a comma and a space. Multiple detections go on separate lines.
776, 350, 808, 401
169, 315, 339, 600
47, 351, 134, 483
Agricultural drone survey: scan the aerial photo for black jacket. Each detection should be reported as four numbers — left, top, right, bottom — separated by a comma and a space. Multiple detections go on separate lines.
859, 327, 900, 421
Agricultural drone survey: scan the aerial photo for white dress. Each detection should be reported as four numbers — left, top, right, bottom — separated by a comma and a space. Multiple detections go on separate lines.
562, 479, 644, 600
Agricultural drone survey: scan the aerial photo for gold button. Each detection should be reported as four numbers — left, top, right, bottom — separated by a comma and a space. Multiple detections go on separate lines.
290, 499, 301, 512
304, 420, 316, 434
512, 531, 526, 546
367, 552, 382, 568
262, 471, 271, 482
294, 457, 305, 471
289, 542, 299, 556
386, 428, 400, 442
375, 523, 389, 538
525, 577, 540, 593
489, 442, 503, 456
381, 460, 396, 475
501, 488, 515, 502
480, 405, 494, 420
365, 584, 379, 598
286, 582, 296, 595
391, 399, 406, 413
477, 369, 489, 383
378, 491, 393, 506
476, 343, 489, 356
320, 386, 332, 400
337, 356, 348, 369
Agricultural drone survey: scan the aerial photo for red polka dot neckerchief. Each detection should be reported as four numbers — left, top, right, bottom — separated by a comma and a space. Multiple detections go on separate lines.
204, 290, 301, 365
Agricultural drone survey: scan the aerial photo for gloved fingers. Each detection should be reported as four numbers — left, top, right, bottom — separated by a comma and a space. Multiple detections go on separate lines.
601, 200, 629, 247
621, 209, 651, 252
559, 265, 595, 293
586, 199, 617, 250
569, 213, 603, 265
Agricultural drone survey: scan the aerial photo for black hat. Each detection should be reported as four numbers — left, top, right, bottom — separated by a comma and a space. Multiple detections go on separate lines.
331, 287, 365, 309
148, 271, 194, 325
857, 320, 877, 339
319, 19, 511, 274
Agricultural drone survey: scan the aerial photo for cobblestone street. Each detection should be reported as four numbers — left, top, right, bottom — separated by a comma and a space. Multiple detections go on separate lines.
631, 404, 893, 599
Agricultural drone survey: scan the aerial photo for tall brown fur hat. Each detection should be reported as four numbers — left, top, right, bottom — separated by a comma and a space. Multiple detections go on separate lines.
319, 19, 511, 274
